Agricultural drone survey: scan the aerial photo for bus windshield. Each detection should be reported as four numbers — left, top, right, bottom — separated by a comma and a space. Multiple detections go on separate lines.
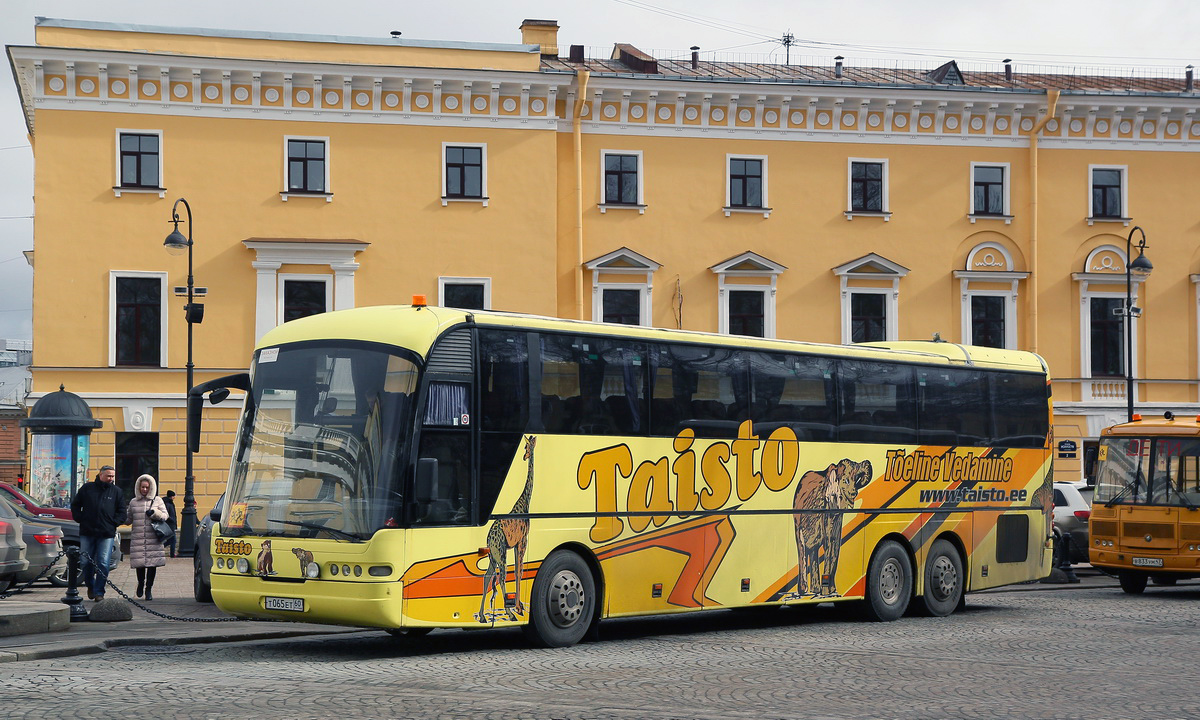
1095, 437, 1200, 508
222, 343, 420, 539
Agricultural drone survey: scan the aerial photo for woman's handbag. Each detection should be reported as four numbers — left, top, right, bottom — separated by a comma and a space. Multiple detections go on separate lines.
151, 517, 175, 544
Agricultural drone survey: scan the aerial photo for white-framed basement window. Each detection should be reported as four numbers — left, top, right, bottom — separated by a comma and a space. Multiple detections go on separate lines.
439, 277, 492, 310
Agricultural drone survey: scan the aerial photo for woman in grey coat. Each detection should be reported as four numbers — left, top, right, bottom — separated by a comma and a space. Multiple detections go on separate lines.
126, 474, 168, 600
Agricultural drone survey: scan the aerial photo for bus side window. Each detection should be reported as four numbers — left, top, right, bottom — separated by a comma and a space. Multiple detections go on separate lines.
838, 360, 917, 444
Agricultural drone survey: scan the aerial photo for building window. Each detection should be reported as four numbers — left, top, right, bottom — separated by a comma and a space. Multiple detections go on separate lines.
280, 277, 330, 324
728, 290, 766, 338
115, 432, 158, 505
602, 288, 643, 325
850, 292, 887, 343
604, 153, 639, 204
972, 165, 1005, 215
287, 138, 327, 193
1091, 167, 1123, 219
118, 133, 160, 188
1089, 296, 1125, 377
728, 157, 764, 208
113, 275, 164, 367
850, 161, 884, 212
443, 144, 486, 201
439, 277, 491, 310
970, 295, 1007, 348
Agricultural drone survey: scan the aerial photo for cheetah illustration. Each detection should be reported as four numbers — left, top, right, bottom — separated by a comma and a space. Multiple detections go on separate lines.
475, 435, 536, 623
791, 459, 872, 598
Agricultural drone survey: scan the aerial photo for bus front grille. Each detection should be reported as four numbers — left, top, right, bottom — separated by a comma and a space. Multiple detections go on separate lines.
1123, 522, 1175, 541
1091, 520, 1117, 537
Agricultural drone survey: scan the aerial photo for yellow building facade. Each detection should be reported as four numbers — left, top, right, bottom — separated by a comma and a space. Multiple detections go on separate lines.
8, 18, 1200, 512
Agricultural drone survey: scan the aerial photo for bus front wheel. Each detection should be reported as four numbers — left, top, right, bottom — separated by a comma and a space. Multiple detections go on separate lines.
861, 540, 912, 622
1118, 570, 1148, 595
522, 550, 595, 648
914, 539, 963, 617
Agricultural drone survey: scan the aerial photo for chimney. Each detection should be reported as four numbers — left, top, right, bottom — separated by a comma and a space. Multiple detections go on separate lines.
691, 46, 700, 70
1003, 58, 1013, 83
569, 44, 585, 63
834, 55, 844, 79
1188, 65, 1195, 92
519, 19, 560, 58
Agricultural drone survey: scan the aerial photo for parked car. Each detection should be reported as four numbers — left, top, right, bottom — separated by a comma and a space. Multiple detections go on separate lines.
194, 494, 224, 603
0, 495, 29, 593
0, 482, 74, 521
1052, 480, 1093, 565
0, 495, 74, 586
14, 520, 65, 586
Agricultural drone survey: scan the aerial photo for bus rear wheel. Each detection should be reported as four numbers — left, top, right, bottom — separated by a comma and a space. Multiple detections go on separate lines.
522, 550, 595, 648
861, 540, 912, 622
914, 539, 963, 617
1118, 570, 1148, 594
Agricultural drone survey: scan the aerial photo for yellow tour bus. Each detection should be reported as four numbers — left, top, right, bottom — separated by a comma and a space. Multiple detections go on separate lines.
1090, 412, 1200, 593
189, 300, 1053, 647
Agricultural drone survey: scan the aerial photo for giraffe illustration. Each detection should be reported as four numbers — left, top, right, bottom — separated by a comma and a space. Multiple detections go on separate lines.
475, 435, 536, 622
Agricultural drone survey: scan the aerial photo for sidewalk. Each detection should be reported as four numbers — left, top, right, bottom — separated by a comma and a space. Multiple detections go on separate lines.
0, 556, 360, 663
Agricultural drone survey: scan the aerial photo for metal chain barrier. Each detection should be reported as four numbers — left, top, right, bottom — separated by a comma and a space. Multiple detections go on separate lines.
75, 549, 260, 623
0, 548, 67, 601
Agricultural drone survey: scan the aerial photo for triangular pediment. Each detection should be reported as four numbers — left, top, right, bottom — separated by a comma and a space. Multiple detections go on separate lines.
709, 251, 787, 275
584, 246, 661, 271
832, 253, 909, 277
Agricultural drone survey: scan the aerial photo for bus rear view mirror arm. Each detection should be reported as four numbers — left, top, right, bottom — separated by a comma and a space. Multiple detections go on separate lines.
188, 373, 251, 453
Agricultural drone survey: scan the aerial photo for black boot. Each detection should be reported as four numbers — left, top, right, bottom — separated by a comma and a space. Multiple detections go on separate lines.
145, 568, 155, 601
136, 568, 145, 598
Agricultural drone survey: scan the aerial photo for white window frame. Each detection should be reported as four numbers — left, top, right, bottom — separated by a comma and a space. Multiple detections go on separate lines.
968, 161, 1012, 223
724, 154, 770, 217
845, 157, 890, 220
113, 129, 165, 197
720, 285, 773, 339
1073, 245, 1145, 402
843, 288, 895, 344
438, 276, 492, 310
1086, 164, 1129, 225
243, 239, 368, 343
277, 274, 332, 325
108, 271, 168, 367
596, 284, 651, 327
954, 242, 1025, 349
441, 142, 488, 206
281, 135, 332, 201
598, 149, 645, 213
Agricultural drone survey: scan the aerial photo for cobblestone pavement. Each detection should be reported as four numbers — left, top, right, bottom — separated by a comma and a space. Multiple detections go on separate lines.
4, 576, 1199, 719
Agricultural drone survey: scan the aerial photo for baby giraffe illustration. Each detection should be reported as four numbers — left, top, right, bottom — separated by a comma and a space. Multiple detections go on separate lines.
476, 435, 536, 622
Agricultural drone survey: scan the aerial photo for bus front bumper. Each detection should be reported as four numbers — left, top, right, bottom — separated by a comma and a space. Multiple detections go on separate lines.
212, 573, 407, 629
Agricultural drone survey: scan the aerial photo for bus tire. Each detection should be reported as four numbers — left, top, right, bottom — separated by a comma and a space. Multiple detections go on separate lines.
1150, 575, 1177, 586
861, 540, 912, 622
522, 550, 595, 648
914, 539, 963, 617
1118, 570, 1148, 595
386, 627, 433, 639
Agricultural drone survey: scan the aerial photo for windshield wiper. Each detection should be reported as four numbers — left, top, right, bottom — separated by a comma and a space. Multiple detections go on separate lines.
1105, 477, 1142, 508
270, 519, 363, 541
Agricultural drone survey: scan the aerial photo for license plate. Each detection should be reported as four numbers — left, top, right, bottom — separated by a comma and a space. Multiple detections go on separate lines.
1132, 557, 1164, 567
264, 596, 304, 612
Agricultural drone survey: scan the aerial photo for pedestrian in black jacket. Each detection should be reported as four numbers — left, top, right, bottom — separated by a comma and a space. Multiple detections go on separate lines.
70, 465, 126, 601
162, 490, 178, 558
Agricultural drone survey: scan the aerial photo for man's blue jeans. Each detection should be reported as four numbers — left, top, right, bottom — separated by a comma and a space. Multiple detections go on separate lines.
79, 534, 114, 598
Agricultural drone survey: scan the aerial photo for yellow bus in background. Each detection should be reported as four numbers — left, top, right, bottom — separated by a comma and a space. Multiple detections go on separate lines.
1090, 413, 1200, 593
192, 301, 1053, 647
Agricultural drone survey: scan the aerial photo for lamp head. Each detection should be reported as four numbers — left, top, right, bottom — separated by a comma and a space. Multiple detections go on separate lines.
1129, 251, 1153, 277
164, 223, 190, 256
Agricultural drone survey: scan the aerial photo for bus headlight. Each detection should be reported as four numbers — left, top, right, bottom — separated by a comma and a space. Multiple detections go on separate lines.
330, 564, 339, 575
305, 561, 320, 579
237, 558, 250, 574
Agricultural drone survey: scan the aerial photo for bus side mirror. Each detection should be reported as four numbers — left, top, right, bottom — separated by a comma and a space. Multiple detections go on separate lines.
188, 373, 251, 453
415, 458, 438, 505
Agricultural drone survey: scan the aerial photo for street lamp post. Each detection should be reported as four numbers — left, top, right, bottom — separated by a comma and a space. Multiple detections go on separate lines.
1125, 226, 1153, 422
164, 198, 204, 557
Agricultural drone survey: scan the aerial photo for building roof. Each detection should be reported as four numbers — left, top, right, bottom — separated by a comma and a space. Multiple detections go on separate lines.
543, 50, 1196, 96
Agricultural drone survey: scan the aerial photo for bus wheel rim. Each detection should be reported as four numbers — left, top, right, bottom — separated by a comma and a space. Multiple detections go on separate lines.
879, 558, 902, 605
930, 556, 957, 600
549, 570, 585, 628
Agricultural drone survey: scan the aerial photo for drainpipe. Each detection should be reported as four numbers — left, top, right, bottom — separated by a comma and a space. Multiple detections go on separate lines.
572, 70, 590, 320
1026, 89, 1059, 356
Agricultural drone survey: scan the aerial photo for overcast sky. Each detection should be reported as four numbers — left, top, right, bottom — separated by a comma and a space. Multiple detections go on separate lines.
1, 0, 1197, 342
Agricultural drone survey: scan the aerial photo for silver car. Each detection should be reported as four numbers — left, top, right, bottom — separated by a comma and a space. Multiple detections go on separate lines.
1053, 481, 1092, 564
